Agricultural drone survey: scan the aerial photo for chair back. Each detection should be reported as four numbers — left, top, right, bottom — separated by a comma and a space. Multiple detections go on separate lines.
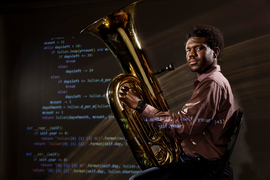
218, 109, 243, 180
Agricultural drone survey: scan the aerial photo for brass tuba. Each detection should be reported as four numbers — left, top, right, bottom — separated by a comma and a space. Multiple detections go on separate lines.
81, 0, 180, 170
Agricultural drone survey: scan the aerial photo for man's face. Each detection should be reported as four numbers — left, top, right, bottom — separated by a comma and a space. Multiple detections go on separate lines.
185, 37, 217, 75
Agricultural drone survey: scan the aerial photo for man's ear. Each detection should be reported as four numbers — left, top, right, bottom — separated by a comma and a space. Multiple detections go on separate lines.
213, 47, 220, 59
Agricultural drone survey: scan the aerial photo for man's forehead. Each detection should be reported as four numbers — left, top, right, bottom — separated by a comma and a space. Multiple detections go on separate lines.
186, 37, 208, 47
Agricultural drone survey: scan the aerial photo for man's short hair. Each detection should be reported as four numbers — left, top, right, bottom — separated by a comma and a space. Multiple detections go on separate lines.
186, 24, 224, 62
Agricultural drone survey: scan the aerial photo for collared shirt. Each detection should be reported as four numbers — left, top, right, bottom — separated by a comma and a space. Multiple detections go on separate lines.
142, 65, 235, 161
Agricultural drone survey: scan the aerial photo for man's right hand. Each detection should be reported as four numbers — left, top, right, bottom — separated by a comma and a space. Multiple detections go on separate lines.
119, 86, 141, 109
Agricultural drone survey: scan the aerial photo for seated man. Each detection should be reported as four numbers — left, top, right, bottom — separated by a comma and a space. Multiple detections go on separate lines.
120, 24, 235, 180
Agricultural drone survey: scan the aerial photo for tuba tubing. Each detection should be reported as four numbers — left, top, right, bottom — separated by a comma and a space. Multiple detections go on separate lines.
81, 0, 180, 169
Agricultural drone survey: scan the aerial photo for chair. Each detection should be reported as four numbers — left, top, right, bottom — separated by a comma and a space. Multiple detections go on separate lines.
218, 109, 244, 180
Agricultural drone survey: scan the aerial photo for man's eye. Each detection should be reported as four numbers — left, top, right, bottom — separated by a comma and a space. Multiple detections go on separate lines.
196, 47, 203, 51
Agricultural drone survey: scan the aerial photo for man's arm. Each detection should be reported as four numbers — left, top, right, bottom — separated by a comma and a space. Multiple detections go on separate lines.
120, 80, 224, 140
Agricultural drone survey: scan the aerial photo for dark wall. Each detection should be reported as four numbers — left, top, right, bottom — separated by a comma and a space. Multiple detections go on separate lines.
1, 0, 270, 179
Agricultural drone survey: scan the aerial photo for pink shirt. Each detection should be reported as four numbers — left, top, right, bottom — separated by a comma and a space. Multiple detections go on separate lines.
142, 65, 235, 161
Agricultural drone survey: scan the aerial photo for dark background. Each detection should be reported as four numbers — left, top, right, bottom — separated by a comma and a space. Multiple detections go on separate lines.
1, 0, 270, 179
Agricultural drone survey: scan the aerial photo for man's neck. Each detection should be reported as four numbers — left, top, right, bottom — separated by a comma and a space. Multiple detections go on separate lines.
197, 61, 218, 77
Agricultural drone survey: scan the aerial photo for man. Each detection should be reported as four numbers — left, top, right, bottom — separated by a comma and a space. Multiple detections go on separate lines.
120, 24, 235, 180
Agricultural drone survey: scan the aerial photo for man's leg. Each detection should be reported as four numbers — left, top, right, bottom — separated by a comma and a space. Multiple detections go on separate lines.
221, 165, 234, 180
129, 152, 232, 180
129, 159, 206, 180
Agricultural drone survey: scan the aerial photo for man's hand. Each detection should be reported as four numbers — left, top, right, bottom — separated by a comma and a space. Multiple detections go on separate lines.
119, 86, 141, 109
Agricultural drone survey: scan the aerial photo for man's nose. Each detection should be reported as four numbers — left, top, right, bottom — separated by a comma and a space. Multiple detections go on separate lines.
188, 49, 196, 57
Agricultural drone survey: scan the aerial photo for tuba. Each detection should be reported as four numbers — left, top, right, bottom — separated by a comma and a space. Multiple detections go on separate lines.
81, 0, 180, 170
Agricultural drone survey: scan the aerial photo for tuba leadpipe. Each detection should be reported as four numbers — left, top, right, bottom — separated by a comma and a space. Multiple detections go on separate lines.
81, 0, 180, 169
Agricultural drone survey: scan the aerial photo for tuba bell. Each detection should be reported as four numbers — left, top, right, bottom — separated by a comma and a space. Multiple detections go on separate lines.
81, 0, 180, 170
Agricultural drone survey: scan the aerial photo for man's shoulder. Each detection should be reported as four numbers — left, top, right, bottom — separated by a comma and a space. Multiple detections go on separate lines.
205, 71, 230, 90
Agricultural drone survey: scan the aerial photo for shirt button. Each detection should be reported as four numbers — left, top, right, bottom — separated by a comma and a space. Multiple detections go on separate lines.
191, 139, 197, 145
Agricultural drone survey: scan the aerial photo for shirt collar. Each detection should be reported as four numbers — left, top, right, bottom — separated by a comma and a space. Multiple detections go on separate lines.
197, 65, 221, 82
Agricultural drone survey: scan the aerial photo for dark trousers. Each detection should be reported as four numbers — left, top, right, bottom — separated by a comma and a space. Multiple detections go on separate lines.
129, 152, 233, 180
